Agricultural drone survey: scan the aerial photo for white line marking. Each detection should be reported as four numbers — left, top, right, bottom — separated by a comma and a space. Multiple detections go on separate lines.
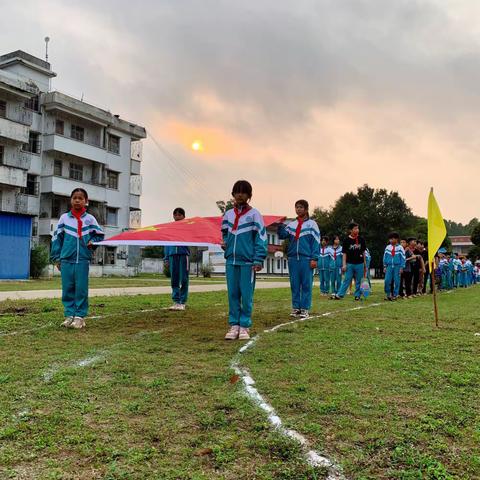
232, 302, 383, 479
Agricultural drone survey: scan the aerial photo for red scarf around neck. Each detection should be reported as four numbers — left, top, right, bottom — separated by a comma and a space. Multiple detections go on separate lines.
232, 205, 251, 231
295, 216, 306, 240
391, 244, 396, 257
71, 208, 86, 238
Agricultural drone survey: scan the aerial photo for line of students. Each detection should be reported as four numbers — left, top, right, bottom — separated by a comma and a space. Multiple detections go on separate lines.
438, 253, 479, 290
52, 182, 478, 340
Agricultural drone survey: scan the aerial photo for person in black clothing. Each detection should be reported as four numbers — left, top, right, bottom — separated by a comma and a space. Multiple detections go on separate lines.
333, 222, 367, 301
409, 238, 420, 296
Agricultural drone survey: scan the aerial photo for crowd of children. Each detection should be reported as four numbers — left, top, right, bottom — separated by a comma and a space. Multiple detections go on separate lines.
51, 182, 478, 337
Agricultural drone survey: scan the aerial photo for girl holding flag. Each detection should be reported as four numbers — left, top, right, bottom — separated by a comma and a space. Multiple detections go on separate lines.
278, 200, 320, 318
222, 180, 267, 340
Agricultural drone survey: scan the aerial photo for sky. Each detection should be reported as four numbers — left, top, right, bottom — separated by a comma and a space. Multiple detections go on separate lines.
1, 0, 478, 225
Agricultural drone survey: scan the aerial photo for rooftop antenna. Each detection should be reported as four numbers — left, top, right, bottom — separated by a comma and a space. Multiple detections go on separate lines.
44, 36, 50, 62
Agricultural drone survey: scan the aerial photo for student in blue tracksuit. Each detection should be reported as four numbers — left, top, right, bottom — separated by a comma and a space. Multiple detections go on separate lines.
164, 208, 190, 311
383, 232, 406, 301
50, 188, 104, 329
333, 222, 367, 301
278, 199, 320, 318
318, 236, 332, 295
453, 253, 461, 288
365, 248, 372, 287
329, 235, 343, 295
222, 180, 267, 341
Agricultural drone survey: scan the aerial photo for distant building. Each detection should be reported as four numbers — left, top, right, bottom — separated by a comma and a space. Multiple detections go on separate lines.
203, 220, 289, 275
449, 235, 473, 256
0, 50, 146, 277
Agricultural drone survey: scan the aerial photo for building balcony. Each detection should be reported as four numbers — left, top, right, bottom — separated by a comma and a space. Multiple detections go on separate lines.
129, 174, 142, 195
41, 175, 108, 202
15, 193, 39, 216
129, 194, 140, 209
43, 133, 108, 164
2, 148, 31, 170
0, 116, 30, 144
130, 159, 141, 175
0, 164, 27, 187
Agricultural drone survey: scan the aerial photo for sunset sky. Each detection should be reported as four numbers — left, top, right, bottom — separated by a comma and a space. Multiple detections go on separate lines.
2, 0, 478, 225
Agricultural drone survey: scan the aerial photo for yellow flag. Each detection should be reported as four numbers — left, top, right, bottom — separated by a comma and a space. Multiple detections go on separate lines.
427, 188, 447, 267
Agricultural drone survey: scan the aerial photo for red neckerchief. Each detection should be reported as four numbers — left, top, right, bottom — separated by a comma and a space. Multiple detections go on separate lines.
71, 208, 86, 238
391, 244, 396, 257
232, 205, 251, 231
295, 216, 305, 240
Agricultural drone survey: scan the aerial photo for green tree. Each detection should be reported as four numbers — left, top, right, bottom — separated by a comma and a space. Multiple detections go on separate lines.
30, 244, 50, 278
471, 224, 480, 247
216, 200, 234, 214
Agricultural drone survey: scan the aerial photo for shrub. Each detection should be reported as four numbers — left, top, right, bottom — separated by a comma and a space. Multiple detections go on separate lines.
201, 262, 214, 278
30, 244, 50, 279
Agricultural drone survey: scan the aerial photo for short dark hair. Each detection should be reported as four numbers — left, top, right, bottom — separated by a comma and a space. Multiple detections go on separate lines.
231, 180, 252, 198
388, 232, 400, 240
173, 207, 185, 217
70, 188, 88, 200
295, 199, 309, 211
332, 234, 340, 241
322, 235, 329, 242
407, 237, 417, 243
348, 222, 358, 231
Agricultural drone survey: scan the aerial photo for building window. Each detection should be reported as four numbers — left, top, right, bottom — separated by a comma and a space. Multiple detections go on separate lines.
0, 145, 4, 164
55, 119, 64, 135
104, 246, 116, 265
106, 207, 118, 226
71, 124, 85, 142
52, 197, 62, 218
23, 131, 41, 154
0, 100, 6, 118
25, 95, 39, 112
23, 174, 39, 196
107, 134, 120, 154
284, 259, 287, 269
69, 162, 83, 181
277, 259, 281, 269
54, 159, 62, 176
107, 170, 119, 189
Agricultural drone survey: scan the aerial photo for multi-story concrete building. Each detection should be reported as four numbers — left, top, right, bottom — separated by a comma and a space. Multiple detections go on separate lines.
0, 50, 146, 276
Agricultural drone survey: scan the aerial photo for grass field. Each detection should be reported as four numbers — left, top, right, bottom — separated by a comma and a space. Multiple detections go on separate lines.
0, 285, 478, 479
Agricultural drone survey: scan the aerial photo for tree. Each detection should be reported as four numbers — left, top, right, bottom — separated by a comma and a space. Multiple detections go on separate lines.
216, 200, 234, 214
471, 224, 480, 247
30, 244, 50, 278
313, 185, 416, 268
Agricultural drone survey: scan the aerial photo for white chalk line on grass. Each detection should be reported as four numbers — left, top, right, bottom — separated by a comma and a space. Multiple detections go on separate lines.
232, 302, 383, 480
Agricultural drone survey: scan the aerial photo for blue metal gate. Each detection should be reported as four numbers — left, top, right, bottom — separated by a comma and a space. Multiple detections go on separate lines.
0, 213, 32, 279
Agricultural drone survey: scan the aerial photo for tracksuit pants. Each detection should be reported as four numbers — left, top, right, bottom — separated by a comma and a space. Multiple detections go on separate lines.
337, 263, 364, 298
288, 258, 314, 310
170, 255, 189, 304
318, 269, 330, 294
329, 268, 342, 294
384, 265, 402, 298
61, 261, 89, 318
226, 264, 256, 328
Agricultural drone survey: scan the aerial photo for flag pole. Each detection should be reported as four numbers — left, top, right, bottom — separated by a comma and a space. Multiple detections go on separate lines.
431, 261, 439, 328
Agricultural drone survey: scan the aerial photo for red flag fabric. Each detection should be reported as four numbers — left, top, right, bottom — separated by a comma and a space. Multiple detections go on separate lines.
97, 215, 286, 247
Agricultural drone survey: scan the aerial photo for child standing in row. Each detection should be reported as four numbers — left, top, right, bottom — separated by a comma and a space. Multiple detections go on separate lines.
318, 236, 332, 295
383, 232, 405, 301
278, 200, 320, 318
329, 235, 343, 295
222, 180, 267, 340
333, 222, 367, 301
50, 188, 104, 329
164, 207, 190, 311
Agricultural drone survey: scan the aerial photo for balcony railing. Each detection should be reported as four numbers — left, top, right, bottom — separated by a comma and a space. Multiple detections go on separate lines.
1, 149, 31, 170
0, 107, 33, 126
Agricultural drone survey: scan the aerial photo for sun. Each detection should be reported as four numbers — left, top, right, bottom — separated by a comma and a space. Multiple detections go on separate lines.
191, 140, 204, 152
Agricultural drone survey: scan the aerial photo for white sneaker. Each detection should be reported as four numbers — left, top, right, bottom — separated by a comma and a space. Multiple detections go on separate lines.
238, 327, 250, 340
224, 325, 240, 340
62, 316, 74, 327
177, 304, 186, 310
290, 309, 300, 317
299, 309, 309, 318
72, 317, 86, 329
169, 304, 181, 310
